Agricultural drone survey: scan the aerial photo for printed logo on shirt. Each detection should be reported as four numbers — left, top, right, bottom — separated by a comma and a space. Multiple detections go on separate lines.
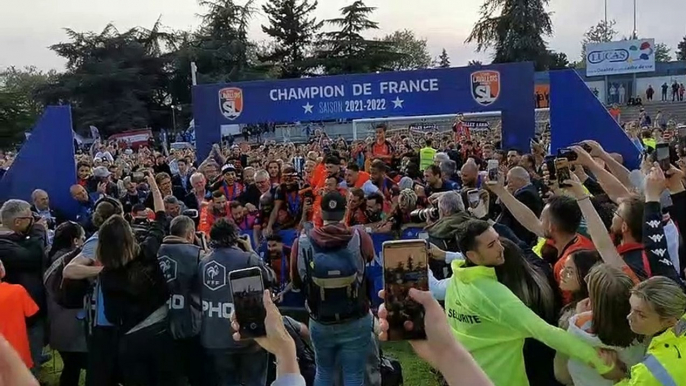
651, 248, 667, 258
203, 261, 227, 291
646, 220, 661, 229
648, 234, 664, 243
158, 256, 177, 282
448, 309, 482, 324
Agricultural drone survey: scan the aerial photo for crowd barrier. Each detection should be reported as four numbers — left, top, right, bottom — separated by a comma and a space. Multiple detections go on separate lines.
240, 227, 426, 310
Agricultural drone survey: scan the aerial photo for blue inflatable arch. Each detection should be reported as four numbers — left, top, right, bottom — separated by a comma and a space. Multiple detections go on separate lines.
192, 62, 537, 158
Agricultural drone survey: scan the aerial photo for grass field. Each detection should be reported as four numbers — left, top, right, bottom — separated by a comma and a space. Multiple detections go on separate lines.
38, 342, 438, 386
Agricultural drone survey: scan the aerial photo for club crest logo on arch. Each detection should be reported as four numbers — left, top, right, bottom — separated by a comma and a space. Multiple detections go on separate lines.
470, 70, 500, 106
219, 87, 243, 120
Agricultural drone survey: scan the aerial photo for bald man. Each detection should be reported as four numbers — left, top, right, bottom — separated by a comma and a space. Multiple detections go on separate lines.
30, 189, 65, 230
70, 184, 97, 233
498, 166, 544, 245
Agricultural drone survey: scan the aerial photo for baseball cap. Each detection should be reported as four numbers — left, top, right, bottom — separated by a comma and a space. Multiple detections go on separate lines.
221, 164, 236, 174
93, 166, 111, 178
321, 191, 346, 222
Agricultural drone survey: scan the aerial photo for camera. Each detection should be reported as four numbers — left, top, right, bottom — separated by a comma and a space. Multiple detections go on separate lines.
409, 207, 439, 223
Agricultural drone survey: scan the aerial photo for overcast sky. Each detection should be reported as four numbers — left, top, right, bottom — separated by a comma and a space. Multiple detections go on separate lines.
1, 0, 683, 72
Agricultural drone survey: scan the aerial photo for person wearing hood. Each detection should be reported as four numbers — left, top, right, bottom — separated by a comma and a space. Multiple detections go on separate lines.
426, 191, 471, 280
157, 215, 204, 386
290, 191, 376, 386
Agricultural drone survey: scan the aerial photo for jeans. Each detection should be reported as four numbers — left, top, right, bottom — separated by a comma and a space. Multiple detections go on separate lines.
207, 348, 268, 386
27, 318, 45, 376
309, 313, 373, 386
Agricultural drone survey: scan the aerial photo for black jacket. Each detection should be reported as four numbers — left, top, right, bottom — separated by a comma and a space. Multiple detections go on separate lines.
30, 205, 67, 230
0, 225, 48, 318
172, 173, 192, 194
100, 211, 168, 332
498, 184, 543, 246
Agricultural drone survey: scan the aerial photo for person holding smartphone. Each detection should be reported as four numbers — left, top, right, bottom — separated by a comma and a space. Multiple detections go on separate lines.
198, 218, 275, 386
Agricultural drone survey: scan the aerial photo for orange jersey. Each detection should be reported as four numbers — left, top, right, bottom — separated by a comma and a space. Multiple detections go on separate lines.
0, 282, 39, 368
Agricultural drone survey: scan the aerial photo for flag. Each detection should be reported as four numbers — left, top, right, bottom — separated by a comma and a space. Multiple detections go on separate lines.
89, 125, 100, 139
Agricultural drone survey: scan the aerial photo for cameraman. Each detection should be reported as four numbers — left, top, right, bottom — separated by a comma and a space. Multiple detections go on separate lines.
425, 191, 470, 280
0, 199, 48, 375
199, 218, 274, 386
157, 215, 204, 386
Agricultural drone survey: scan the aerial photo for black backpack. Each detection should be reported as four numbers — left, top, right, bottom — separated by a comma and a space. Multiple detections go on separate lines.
379, 349, 403, 386
43, 248, 91, 309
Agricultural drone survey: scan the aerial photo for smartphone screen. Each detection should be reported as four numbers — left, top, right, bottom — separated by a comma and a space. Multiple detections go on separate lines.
555, 158, 571, 187
467, 189, 480, 208
656, 143, 671, 171
229, 267, 266, 339
487, 160, 499, 183
544, 156, 557, 183
382, 240, 428, 340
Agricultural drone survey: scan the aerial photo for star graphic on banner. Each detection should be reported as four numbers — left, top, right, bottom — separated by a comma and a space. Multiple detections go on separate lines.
392, 97, 404, 109
303, 102, 313, 113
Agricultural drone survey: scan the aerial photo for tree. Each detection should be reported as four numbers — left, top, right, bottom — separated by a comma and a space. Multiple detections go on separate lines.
260, 0, 323, 78
678, 36, 686, 61
578, 19, 618, 67
0, 91, 36, 149
546, 50, 570, 70
437, 48, 450, 68
315, 0, 399, 74
37, 21, 178, 135
466, 0, 553, 71
379, 29, 432, 71
467, 60, 483, 66
654, 42, 672, 63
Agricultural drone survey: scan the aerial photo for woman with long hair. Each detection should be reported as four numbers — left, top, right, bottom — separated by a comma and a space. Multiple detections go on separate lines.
98, 172, 180, 385
444, 219, 615, 386
557, 250, 602, 329
44, 221, 87, 386
609, 276, 686, 385
564, 264, 645, 386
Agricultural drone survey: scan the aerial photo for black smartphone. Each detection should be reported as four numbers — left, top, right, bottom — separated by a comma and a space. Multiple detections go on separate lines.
557, 147, 578, 162
382, 240, 428, 340
656, 143, 671, 172
229, 267, 266, 339
555, 158, 572, 187
544, 156, 557, 184
196, 231, 208, 250
467, 189, 480, 208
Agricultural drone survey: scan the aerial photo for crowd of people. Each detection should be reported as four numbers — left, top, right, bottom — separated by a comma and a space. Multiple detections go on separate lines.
1, 114, 686, 386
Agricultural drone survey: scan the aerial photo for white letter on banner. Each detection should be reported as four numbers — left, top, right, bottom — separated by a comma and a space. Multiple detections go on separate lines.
353, 84, 363, 96
362, 83, 372, 95
269, 90, 278, 101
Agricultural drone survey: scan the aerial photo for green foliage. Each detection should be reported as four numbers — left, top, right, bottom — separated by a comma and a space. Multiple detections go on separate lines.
315, 0, 400, 75
260, 0, 323, 78
577, 19, 617, 67
678, 36, 686, 61
654, 43, 672, 63
545, 50, 570, 70
438, 49, 451, 68
0, 67, 56, 149
379, 29, 432, 71
466, 0, 553, 71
